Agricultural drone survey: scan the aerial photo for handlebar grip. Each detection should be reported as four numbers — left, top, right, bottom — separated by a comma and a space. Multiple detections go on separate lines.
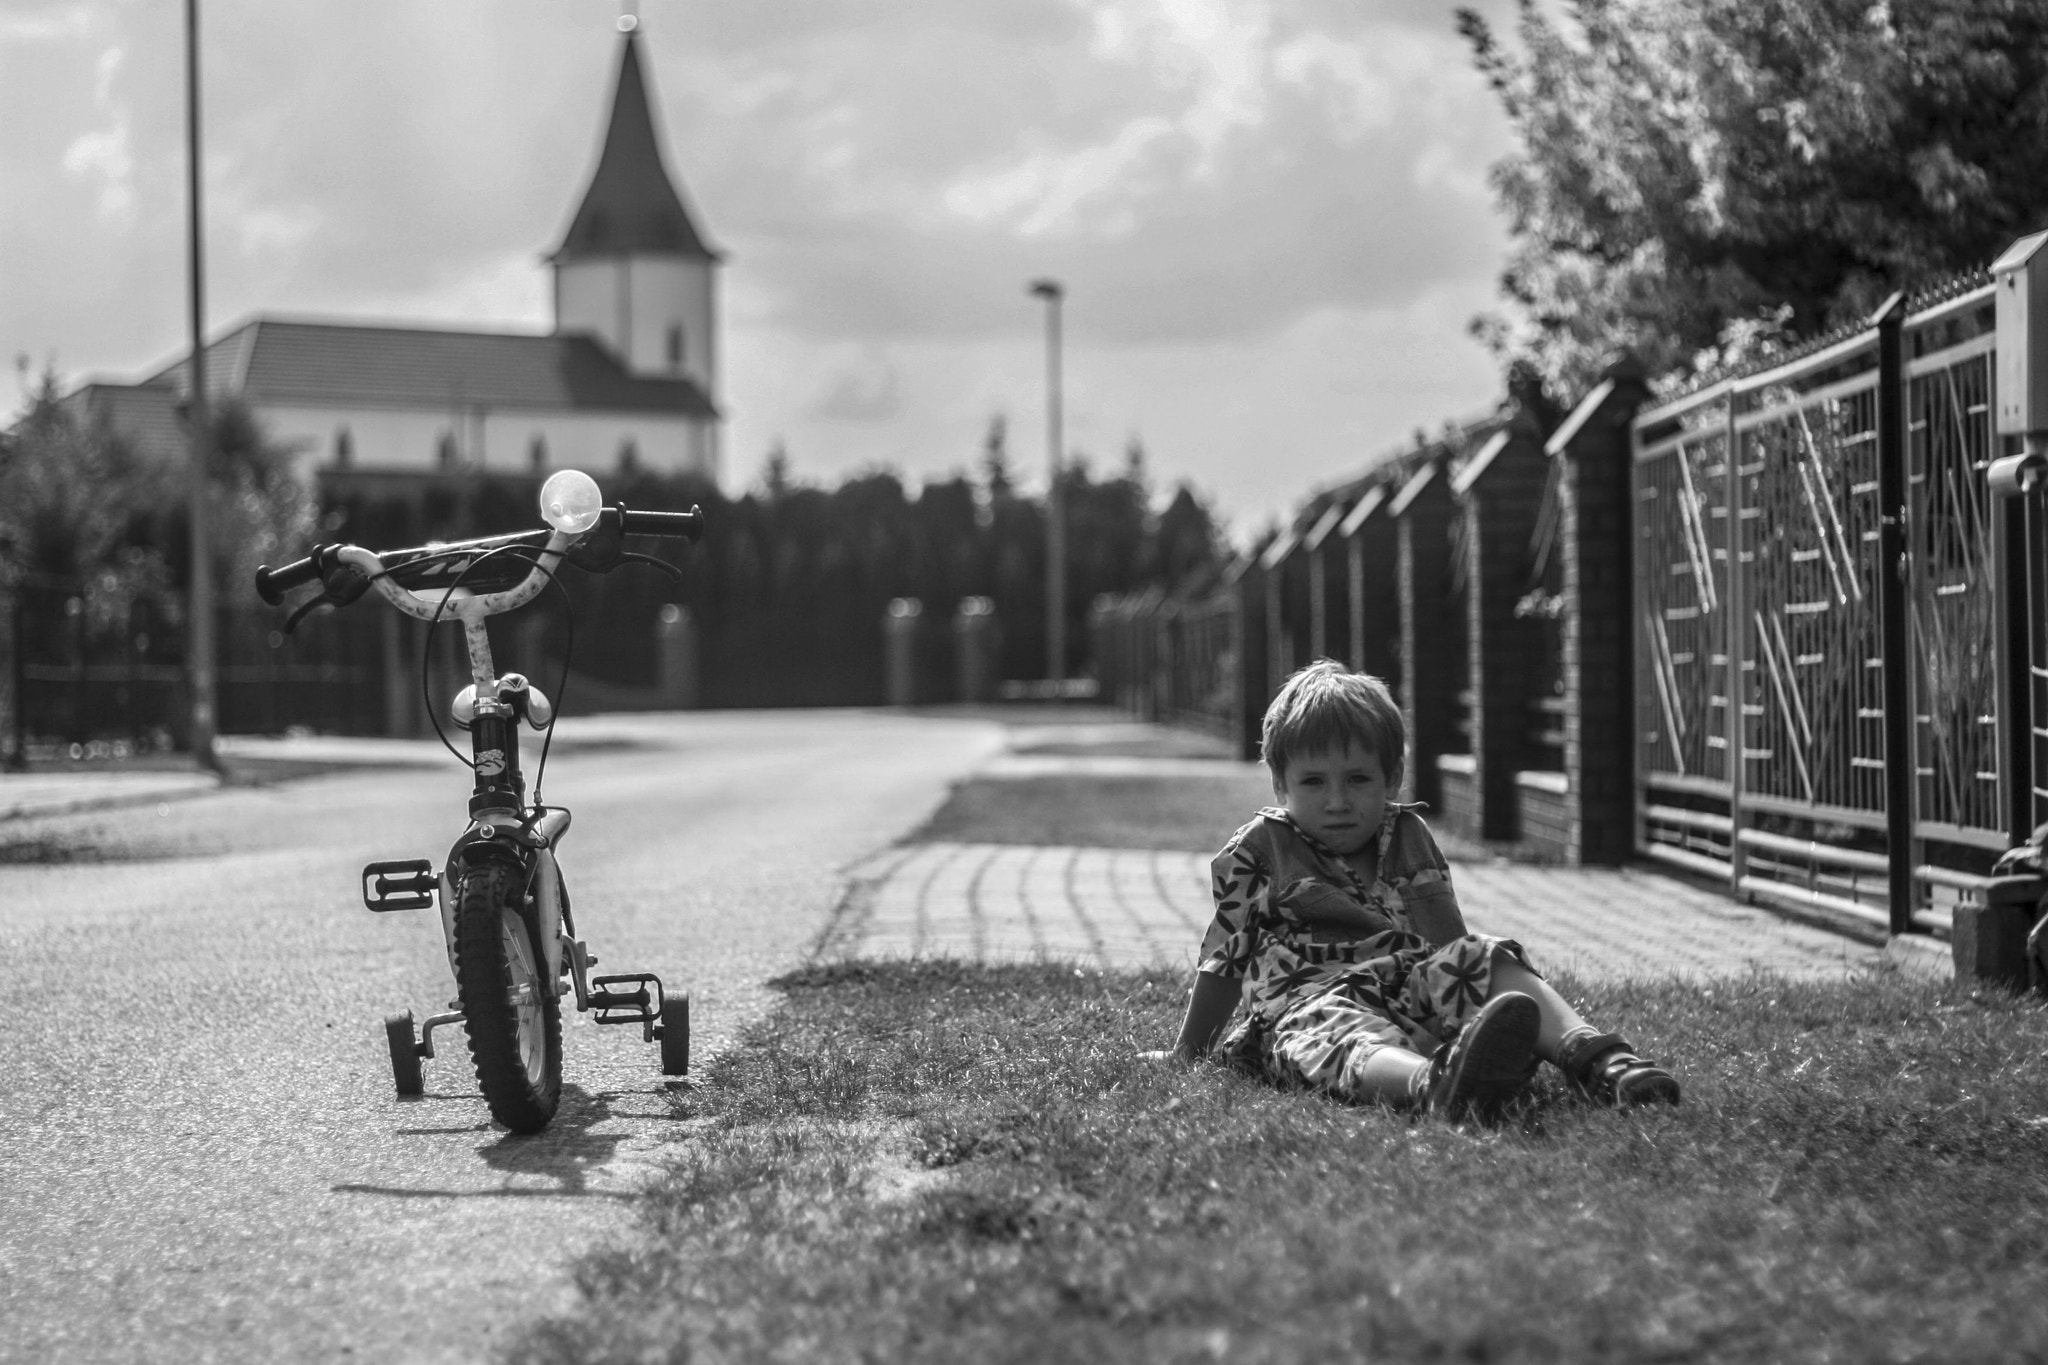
254, 554, 321, 606
617, 504, 705, 541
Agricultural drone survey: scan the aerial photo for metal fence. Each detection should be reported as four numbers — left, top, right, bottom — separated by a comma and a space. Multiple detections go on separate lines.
1631, 278, 2035, 932
1090, 587, 1236, 738
5, 577, 391, 758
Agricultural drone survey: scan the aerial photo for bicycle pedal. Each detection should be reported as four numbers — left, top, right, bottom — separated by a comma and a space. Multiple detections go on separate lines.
363, 859, 436, 912
587, 972, 663, 1025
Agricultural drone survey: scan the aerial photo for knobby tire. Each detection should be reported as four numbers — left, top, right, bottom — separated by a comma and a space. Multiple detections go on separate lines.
454, 860, 562, 1133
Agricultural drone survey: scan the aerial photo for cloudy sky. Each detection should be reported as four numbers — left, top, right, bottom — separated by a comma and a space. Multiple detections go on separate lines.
1, 0, 1522, 536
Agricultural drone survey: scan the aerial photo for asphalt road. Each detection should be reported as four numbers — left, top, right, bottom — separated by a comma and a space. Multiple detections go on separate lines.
0, 710, 1003, 1364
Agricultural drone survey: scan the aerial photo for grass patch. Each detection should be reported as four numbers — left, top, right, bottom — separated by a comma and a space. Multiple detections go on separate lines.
508, 961, 2048, 1364
910, 770, 1275, 851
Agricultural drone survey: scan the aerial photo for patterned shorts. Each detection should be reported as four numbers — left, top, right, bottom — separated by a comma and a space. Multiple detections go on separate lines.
1231, 933, 1533, 1103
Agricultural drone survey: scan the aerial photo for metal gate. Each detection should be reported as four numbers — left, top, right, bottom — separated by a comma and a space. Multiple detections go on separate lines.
1632, 276, 2037, 933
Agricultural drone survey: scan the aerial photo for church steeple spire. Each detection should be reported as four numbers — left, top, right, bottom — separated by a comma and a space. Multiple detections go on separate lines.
550, 24, 718, 263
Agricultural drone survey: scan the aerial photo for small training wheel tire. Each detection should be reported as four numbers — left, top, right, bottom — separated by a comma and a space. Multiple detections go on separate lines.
385, 1012, 425, 1097
659, 993, 690, 1076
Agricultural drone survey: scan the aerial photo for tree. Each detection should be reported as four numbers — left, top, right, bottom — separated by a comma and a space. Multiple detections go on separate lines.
201, 397, 320, 597
979, 413, 1012, 506
761, 439, 793, 499
0, 372, 173, 631
1459, 0, 2048, 398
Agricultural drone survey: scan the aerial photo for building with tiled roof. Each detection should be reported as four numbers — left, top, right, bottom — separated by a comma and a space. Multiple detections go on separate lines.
74, 20, 722, 484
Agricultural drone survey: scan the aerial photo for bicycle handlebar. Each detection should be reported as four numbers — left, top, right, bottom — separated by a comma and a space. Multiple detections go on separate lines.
617, 504, 705, 540
254, 553, 320, 606
253, 503, 704, 607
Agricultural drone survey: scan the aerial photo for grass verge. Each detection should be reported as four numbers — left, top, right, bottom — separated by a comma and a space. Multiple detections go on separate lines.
508, 960, 2048, 1365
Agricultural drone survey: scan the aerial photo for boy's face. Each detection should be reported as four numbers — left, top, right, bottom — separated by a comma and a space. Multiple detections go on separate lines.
1273, 740, 1393, 857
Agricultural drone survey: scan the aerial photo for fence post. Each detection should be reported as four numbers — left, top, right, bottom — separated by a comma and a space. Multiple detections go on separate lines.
1457, 423, 1551, 842
953, 597, 997, 705
1229, 556, 1267, 761
380, 606, 415, 737
884, 598, 922, 707
659, 603, 701, 709
1991, 230, 2048, 845
1393, 459, 1463, 811
1872, 293, 1917, 936
1, 589, 21, 769
1551, 360, 1648, 865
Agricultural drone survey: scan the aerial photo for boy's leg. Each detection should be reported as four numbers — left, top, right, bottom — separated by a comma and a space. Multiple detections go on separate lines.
1355, 1047, 1430, 1103
1271, 984, 1539, 1118
1487, 955, 1588, 1062
1268, 989, 1424, 1105
1490, 951, 1680, 1106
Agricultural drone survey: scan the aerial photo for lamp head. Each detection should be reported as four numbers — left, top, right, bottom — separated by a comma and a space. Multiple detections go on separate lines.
1028, 279, 1063, 301
539, 469, 604, 535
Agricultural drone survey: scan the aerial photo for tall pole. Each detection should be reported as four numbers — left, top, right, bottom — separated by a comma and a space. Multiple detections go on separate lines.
1029, 279, 1065, 690
185, 0, 220, 770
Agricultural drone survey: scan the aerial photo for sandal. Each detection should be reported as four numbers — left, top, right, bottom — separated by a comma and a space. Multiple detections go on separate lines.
1556, 1029, 1681, 1107
1416, 991, 1540, 1119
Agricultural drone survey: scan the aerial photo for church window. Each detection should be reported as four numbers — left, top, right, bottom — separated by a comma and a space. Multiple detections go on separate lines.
667, 324, 685, 371
530, 434, 548, 471
618, 438, 640, 476
437, 431, 458, 469
334, 426, 353, 469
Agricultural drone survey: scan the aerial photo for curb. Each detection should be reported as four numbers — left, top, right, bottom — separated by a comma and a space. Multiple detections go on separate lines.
0, 775, 223, 824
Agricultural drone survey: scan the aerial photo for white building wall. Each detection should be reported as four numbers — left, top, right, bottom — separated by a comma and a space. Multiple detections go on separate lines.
555, 261, 625, 361
258, 402, 714, 481
555, 255, 717, 399
624, 255, 717, 397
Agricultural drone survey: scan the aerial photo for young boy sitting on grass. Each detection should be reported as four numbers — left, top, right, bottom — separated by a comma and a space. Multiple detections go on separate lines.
1149, 659, 1680, 1118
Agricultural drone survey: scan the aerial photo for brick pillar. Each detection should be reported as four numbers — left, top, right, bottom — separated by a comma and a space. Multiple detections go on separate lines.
1553, 364, 1648, 865
1394, 460, 1464, 810
1346, 498, 1401, 690
1459, 423, 1551, 841
1229, 557, 1268, 762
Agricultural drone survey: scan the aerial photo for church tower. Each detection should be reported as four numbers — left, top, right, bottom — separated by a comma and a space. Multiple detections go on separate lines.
550, 20, 721, 413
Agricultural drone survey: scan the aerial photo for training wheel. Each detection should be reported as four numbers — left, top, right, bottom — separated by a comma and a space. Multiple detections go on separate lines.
384, 1011, 425, 1097
659, 992, 690, 1076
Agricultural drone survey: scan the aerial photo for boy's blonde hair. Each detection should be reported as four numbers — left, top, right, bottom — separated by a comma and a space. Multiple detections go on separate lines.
1260, 659, 1406, 787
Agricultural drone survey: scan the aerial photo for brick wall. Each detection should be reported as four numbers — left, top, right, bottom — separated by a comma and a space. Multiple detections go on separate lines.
1437, 754, 1479, 841
1515, 770, 1572, 860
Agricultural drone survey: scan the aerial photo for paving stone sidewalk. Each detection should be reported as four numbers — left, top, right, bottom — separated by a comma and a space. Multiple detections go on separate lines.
819, 840, 1916, 982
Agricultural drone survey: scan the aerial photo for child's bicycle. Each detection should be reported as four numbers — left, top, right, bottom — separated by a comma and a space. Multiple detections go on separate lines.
254, 470, 702, 1134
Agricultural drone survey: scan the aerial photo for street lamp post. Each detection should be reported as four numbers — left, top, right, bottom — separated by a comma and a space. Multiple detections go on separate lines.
1028, 279, 1064, 692
185, 0, 220, 770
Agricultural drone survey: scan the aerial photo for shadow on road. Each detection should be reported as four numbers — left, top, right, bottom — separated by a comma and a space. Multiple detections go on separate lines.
332, 1084, 660, 1202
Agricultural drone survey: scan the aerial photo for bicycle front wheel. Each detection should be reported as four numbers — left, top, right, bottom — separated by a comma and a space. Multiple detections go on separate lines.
453, 861, 562, 1133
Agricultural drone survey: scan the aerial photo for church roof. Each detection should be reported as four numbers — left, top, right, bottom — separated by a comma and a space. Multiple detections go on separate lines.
141, 317, 717, 417
550, 30, 718, 263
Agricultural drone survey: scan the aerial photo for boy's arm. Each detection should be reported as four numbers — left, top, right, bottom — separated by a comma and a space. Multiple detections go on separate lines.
1169, 971, 1241, 1060
1393, 811, 1470, 947
1142, 821, 1262, 1062
1406, 888, 1468, 947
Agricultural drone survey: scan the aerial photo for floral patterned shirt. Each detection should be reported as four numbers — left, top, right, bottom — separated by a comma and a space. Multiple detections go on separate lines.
1197, 804, 1470, 1026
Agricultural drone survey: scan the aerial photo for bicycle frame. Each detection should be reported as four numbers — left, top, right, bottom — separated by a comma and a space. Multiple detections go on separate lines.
336, 540, 577, 995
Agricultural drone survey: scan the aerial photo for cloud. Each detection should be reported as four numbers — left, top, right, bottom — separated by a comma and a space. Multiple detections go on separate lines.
805, 349, 905, 422
650, 0, 1512, 346
58, 45, 134, 223
0, 2, 94, 46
